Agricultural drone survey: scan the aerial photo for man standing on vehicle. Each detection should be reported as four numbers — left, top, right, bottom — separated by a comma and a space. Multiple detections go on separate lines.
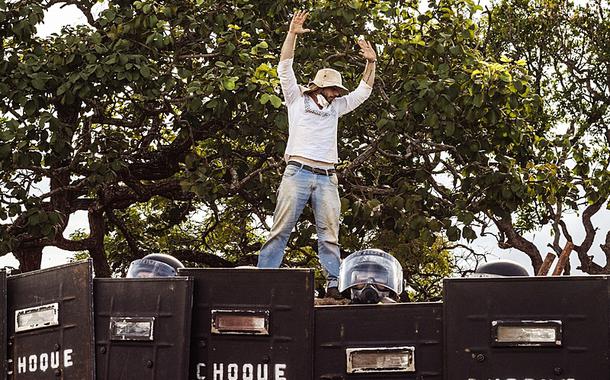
257, 10, 376, 299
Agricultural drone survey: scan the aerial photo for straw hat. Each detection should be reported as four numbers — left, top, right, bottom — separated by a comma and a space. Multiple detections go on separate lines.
305, 68, 349, 95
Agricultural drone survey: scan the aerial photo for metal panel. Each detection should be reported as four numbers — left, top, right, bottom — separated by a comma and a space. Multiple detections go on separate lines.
0, 270, 7, 380
94, 277, 193, 380
7, 260, 95, 379
315, 302, 443, 380
444, 276, 610, 380
179, 268, 314, 380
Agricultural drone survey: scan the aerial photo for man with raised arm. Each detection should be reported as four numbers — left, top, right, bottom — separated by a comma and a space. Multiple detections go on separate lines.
257, 10, 376, 299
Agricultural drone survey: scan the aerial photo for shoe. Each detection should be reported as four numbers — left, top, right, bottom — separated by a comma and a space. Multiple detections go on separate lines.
325, 287, 344, 300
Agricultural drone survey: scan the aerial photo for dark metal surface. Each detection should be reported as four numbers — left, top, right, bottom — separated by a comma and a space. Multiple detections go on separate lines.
7, 260, 95, 379
314, 303, 443, 380
179, 268, 314, 380
94, 276, 193, 380
444, 276, 610, 380
0, 270, 6, 380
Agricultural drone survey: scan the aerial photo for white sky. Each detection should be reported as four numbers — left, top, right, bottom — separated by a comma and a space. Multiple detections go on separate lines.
1, 1, 607, 275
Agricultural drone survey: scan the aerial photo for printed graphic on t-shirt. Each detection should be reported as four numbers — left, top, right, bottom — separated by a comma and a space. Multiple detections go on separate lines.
303, 95, 336, 118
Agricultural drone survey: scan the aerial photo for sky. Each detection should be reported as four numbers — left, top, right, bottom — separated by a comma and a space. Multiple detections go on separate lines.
1, 0, 607, 275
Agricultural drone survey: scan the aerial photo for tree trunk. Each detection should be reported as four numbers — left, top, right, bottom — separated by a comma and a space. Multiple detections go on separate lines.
88, 208, 111, 277
14, 244, 43, 272
495, 217, 543, 273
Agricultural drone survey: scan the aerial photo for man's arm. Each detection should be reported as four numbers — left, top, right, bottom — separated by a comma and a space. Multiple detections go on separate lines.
335, 39, 377, 117
278, 11, 311, 105
358, 39, 376, 87
280, 10, 311, 61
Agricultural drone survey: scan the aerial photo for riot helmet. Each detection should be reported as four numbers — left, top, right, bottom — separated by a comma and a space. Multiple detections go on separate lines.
338, 249, 404, 304
471, 259, 529, 277
126, 253, 185, 278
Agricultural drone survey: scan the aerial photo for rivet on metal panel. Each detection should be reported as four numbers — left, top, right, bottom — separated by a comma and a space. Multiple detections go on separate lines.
198, 339, 207, 348
54, 343, 60, 351
146, 360, 154, 368
554, 367, 563, 375
100, 347, 107, 354
475, 353, 486, 362
54, 369, 62, 377
262, 355, 270, 363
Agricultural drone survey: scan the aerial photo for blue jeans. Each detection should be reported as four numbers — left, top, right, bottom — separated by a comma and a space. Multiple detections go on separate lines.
257, 164, 341, 288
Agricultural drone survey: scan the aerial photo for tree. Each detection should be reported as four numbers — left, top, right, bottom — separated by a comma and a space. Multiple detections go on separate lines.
483, 0, 610, 274
1, 0, 542, 297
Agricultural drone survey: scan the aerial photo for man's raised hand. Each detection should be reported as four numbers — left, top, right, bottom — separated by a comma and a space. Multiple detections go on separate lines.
289, 10, 311, 34
358, 39, 377, 63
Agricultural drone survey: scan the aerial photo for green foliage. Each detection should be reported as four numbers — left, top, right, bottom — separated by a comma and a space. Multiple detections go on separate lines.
1, 0, 549, 289
484, 0, 610, 273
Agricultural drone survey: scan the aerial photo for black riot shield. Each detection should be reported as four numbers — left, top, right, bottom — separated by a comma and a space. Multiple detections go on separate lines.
179, 268, 314, 380
94, 276, 193, 380
7, 260, 95, 379
315, 303, 443, 379
444, 276, 610, 380
0, 270, 7, 380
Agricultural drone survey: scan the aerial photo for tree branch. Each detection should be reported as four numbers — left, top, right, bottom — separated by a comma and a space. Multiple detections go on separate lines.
573, 199, 605, 273
107, 209, 142, 257
494, 216, 543, 272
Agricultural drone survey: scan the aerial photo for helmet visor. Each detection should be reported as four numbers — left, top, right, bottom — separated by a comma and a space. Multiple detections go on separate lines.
126, 258, 177, 278
350, 264, 391, 290
339, 251, 403, 294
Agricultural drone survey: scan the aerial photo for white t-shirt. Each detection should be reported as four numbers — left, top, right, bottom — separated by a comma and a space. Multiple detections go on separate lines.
278, 58, 372, 164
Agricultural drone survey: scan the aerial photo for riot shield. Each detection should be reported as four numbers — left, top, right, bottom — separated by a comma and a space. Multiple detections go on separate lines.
94, 276, 193, 380
315, 303, 443, 379
0, 270, 7, 380
444, 276, 610, 379
7, 260, 95, 379
179, 268, 314, 380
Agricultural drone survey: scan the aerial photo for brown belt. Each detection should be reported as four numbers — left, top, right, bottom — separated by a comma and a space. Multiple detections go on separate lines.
287, 161, 336, 176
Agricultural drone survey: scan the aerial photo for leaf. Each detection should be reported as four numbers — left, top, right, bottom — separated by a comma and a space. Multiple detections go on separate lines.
487, 109, 498, 125
24, 100, 37, 116
31, 77, 46, 91
462, 226, 477, 241
189, 97, 202, 111
367, 199, 381, 209
104, 9, 116, 21
205, 99, 218, 109
413, 100, 426, 114
57, 82, 70, 96
48, 212, 61, 225
445, 123, 455, 136
139, 65, 151, 78
340, 197, 350, 212
260, 93, 270, 104
269, 95, 282, 108
473, 93, 483, 107
0, 144, 11, 158
449, 45, 462, 56
447, 226, 460, 241
222, 77, 236, 91
105, 56, 117, 65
